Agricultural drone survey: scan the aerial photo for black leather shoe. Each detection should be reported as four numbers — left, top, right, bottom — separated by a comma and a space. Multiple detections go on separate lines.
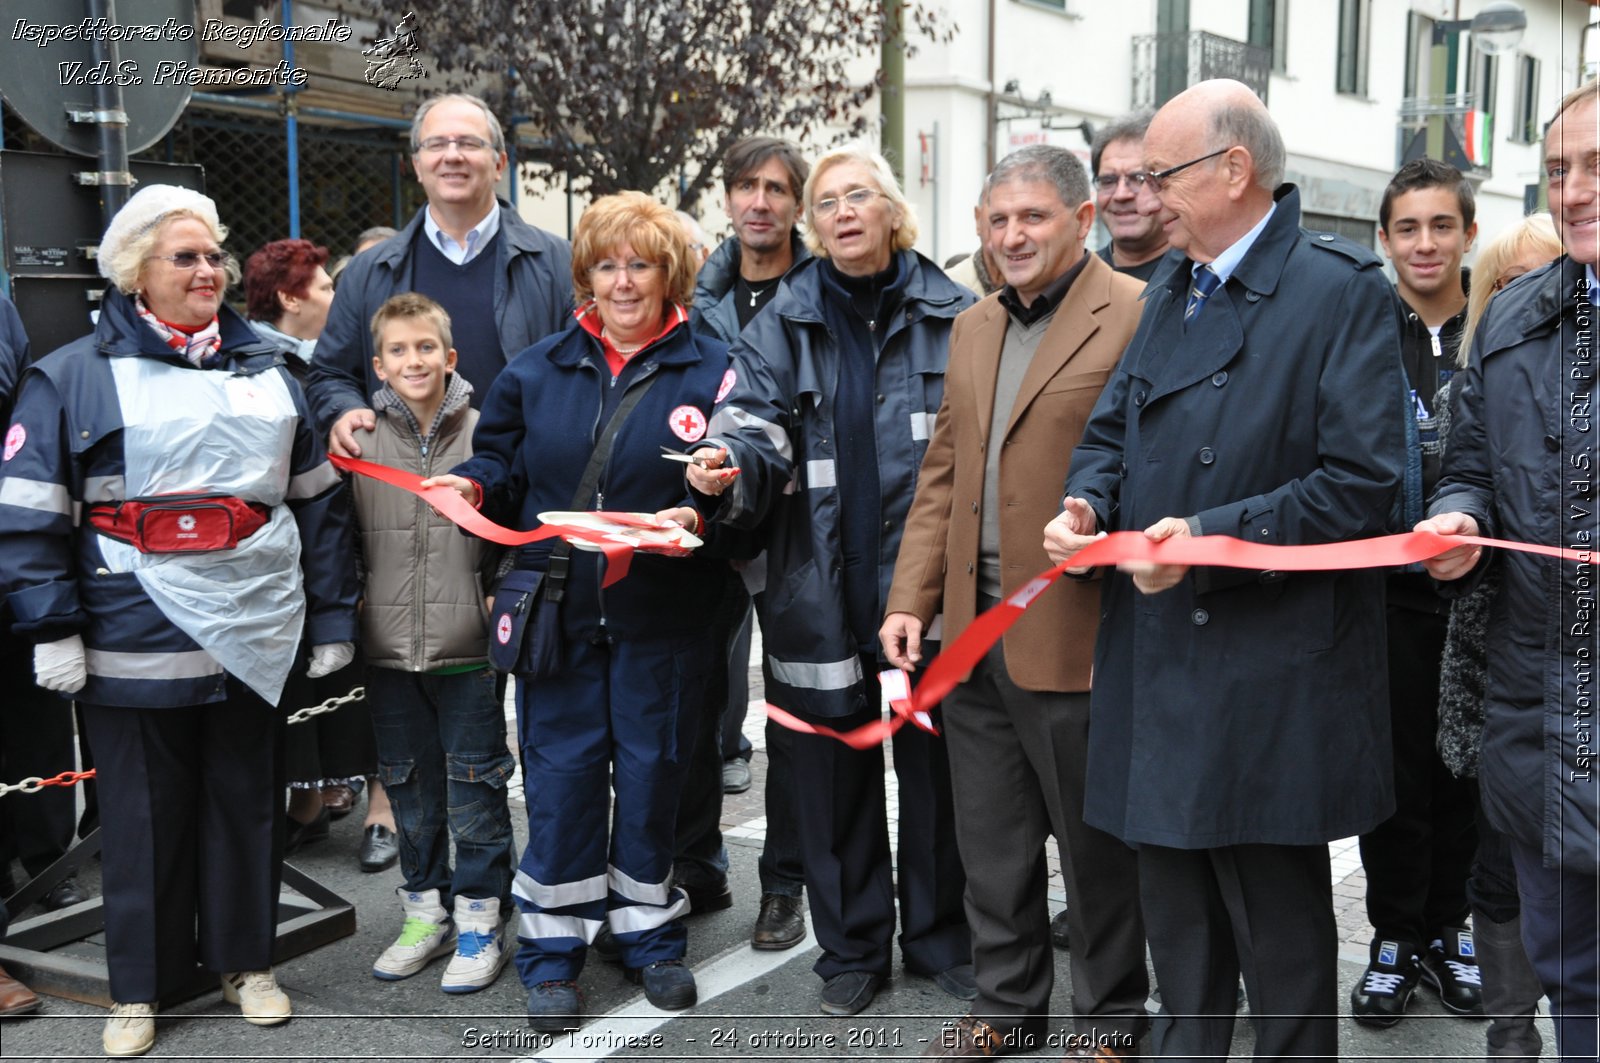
819, 970, 882, 1016
751, 893, 806, 950
39, 874, 88, 911
592, 924, 621, 964
721, 758, 752, 794
1050, 907, 1072, 950
358, 824, 399, 872
681, 879, 733, 914
929, 962, 978, 1001
284, 809, 330, 855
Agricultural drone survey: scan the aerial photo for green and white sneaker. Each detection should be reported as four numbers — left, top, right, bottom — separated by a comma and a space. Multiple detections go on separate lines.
372, 887, 456, 981
441, 896, 511, 993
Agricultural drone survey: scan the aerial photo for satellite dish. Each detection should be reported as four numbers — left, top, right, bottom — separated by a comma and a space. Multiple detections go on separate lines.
0, 0, 197, 157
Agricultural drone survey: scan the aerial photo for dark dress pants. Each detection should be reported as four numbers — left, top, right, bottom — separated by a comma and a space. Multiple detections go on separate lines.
787, 652, 969, 981
1140, 842, 1338, 1061
943, 639, 1148, 1043
81, 679, 283, 1003
1359, 605, 1477, 941
673, 567, 749, 889
757, 716, 806, 897
720, 601, 754, 761
1510, 839, 1599, 1062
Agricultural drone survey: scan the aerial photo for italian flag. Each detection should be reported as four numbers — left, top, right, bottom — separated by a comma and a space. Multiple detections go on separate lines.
1464, 111, 1493, 167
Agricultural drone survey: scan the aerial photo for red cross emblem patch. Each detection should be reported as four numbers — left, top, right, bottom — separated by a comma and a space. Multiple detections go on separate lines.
669, 405, 707, 443
496, 614, 513, 645
716, 367, 737, 403
2, 424, 23, 462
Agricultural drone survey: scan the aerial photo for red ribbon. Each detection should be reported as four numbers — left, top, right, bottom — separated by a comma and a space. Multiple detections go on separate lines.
767, 529, 1593, 747
329, 454, 635, 585
764, 668, 942, 749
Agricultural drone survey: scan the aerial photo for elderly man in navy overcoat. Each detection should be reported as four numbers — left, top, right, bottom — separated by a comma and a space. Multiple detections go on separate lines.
1046, 79, 1406, 1061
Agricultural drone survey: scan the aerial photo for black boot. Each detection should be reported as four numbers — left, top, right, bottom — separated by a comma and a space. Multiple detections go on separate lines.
1474, 911, 1544, 1060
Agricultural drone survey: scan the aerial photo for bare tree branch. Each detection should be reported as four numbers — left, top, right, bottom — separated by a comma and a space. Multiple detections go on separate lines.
378, 0, 954, 211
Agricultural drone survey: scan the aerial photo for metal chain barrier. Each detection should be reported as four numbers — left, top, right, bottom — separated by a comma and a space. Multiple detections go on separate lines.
285, 685, 365, 726
0, 686, 365, 796
0, 770, 97, 798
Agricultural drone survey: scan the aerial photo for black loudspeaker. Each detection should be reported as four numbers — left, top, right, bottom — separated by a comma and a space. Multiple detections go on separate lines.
0, 151, 204, 357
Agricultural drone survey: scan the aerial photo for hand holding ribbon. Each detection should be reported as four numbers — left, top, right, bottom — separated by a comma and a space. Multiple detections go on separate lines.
772, 526, 1589, 747
330, 454, 634, 585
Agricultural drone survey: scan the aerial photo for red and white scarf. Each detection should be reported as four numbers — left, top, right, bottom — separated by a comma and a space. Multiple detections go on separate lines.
135, 295, 222, 367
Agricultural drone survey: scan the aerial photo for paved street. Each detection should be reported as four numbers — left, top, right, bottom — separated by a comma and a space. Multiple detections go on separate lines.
0, 632, 1555, 1060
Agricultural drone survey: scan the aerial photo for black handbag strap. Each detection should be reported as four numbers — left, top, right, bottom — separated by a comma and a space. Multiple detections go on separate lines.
544, 367, 663, 604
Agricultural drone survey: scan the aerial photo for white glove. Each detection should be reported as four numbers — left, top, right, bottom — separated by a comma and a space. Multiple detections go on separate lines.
307, 642, 355, 678
35, 635, 87, 694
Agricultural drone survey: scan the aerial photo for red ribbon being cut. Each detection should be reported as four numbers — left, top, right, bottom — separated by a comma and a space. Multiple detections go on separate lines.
328, 454, 1592, 749
766, 529, 1594, 749
329, 454, 635, 585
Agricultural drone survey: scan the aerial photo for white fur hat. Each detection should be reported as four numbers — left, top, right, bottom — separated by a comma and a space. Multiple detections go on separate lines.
97, 184, 222, 284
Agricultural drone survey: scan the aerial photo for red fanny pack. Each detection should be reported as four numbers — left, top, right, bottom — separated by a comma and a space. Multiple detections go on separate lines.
88, 493, 271, 553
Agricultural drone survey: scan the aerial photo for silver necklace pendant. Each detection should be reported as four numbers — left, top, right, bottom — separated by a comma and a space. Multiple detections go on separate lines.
746, 283, 773, 307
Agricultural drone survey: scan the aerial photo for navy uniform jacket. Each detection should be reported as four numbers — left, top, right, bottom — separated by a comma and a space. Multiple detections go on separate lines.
1065, 185, 1405, 848
0, 289, 358, 708
690, 231, 812, 345
452, 318, 736, 640
0, 292, 29, 424
699, 250, 976, 718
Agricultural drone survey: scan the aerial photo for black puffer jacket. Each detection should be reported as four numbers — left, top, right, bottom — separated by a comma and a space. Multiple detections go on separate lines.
1430, 255, 1599, 869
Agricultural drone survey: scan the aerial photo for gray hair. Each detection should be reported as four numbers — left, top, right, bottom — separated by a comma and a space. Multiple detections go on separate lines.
802, 143, 920, 257
1090, 110, 1155, 175
355, 226, 398, 252
1211, 100, 1283, 190
409, 93, 505, 155
986, 145, 1091, 210
674, 210, 709, 252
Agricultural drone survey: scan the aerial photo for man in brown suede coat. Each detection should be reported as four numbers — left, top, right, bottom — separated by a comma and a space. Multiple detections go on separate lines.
883, 145, 1148, 1060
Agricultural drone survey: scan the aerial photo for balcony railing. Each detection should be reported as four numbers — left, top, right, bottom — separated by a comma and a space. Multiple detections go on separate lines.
1131, 31, 1271, 110
1396, 94, 1492, 178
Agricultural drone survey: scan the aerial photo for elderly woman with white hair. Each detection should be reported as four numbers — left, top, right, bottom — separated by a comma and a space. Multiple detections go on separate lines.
685, 144, 977, 1016
0, 185, 358, 1056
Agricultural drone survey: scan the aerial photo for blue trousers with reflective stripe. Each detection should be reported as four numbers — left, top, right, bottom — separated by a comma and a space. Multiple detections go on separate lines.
512, 630, 710, 985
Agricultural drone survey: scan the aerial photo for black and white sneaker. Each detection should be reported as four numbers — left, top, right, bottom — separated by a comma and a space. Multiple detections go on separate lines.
1421, 928, 1485, 1016
1351, 938, 1421, 1028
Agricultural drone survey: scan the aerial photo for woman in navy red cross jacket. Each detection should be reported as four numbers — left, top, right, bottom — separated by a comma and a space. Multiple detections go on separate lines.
432, 191, 741, 1031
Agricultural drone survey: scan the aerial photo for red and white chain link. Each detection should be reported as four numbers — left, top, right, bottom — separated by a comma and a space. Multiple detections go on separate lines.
0, 686, 365, 795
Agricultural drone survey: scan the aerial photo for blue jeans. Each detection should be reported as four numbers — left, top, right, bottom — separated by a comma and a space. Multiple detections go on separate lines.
369, 666, 516, 908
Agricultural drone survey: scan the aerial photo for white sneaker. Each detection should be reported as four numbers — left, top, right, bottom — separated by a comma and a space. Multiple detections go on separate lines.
441, 896, 511, 993
103, 1001, 157, 1056
221, 968, 291, 1025
372, 886, 456, 981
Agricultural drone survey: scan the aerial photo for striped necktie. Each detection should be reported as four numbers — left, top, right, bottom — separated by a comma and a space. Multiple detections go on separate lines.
1185, 266, 1222, 329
